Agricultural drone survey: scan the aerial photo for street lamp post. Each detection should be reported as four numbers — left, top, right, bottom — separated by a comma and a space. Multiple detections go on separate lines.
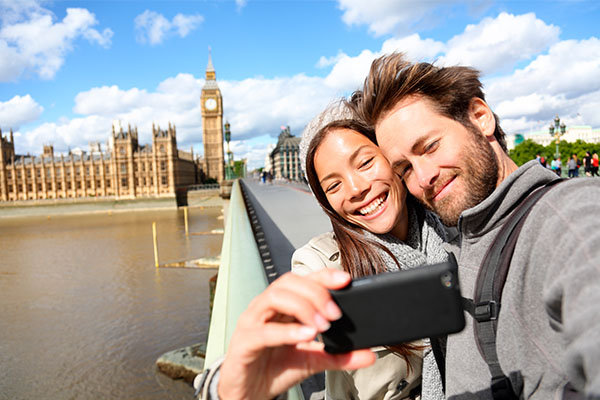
548, 115, 567, 159
224, 121, 235, 180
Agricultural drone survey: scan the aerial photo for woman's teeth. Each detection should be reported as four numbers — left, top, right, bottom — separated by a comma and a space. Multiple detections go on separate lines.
358, 194, 386, 216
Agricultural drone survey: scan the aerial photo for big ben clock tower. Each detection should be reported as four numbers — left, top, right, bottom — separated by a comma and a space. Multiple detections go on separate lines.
201, 51, 225, 183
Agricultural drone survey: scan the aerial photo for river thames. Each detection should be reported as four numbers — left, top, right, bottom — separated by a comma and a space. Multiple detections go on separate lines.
0, 206, 223, 399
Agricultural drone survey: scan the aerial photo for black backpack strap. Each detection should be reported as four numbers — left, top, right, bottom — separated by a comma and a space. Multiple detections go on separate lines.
464, 178, 564, 399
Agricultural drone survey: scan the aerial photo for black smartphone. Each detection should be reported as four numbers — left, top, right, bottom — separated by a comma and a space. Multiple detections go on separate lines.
321, 258, 465, 353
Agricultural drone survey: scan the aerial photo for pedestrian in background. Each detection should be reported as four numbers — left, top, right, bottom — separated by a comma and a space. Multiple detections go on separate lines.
592, 153, 599, 177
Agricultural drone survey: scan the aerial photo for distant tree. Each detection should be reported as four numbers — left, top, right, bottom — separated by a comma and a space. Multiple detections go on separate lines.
509, 139, 546, 166
510, 139, 600, 166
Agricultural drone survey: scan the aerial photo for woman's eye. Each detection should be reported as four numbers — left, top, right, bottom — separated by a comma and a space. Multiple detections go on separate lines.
359, 157, 374, 168
325, 182, 340, 193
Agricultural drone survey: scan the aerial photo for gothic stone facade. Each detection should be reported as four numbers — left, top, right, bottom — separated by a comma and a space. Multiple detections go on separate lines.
0, 124, 202, 202
269, 126, 303, 181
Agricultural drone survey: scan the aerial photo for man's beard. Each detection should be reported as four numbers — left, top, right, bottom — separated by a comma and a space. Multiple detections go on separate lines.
421, 127, 499, 226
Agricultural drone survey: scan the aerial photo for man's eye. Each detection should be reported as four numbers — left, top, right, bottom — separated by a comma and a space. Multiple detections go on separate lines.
425, 140, 439, 153
395, 165, 412, 178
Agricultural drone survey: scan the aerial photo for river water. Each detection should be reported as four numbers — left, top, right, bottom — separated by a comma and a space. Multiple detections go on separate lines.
0, 206, 223, 399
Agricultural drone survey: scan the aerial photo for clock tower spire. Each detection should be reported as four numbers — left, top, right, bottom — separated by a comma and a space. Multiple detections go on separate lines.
200, 48, 224, 183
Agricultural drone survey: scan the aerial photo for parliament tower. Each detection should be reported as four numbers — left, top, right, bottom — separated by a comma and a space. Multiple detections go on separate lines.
200, 52, 225, 183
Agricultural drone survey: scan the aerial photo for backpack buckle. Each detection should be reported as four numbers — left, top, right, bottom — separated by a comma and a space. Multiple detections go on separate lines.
474, 301, 499, 322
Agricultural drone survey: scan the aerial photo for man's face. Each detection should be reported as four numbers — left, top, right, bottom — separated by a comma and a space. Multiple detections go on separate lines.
375, 96, 498, 226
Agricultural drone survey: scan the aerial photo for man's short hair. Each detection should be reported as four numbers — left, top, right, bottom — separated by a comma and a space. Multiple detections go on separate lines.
352, 52, 508, 152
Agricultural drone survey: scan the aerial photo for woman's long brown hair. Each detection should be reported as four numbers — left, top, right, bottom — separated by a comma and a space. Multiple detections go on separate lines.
305, 118, 425, 364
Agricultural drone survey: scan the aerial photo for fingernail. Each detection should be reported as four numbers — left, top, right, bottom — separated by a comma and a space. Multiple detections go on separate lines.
325, 300, 342, 320
314, 313, 331, 332
296, 325, 317, 340
331, 271, 350, 284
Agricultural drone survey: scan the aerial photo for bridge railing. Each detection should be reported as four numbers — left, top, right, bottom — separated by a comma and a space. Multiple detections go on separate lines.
203, 179, 304, 399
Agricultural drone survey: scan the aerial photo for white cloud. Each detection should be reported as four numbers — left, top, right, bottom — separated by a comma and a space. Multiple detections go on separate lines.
337, 0, 459, 36
440, 12, 560, 74
486, 37, 600, 130
0, 94, 43, 129
0, 3, 113, 81
235, 0, 247, 12
134, 10, 203, 45
381, 34, 445, 61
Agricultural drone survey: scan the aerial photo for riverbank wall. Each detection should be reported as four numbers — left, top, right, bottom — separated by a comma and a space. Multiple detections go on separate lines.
0, 189, 223, 219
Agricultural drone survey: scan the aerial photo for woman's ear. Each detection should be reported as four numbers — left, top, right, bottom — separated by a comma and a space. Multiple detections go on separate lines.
469, 98, 495, 138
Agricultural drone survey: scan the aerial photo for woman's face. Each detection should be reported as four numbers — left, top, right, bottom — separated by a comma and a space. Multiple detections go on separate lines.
314, 128, 407, 237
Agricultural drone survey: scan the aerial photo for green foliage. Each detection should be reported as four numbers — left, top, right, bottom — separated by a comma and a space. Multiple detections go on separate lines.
233, 160, 246, 178
509, 139, 546, 166
510, 139, 600, 166
204, 177, 218, 184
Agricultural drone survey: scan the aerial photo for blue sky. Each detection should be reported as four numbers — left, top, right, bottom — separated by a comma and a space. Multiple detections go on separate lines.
1, 0, 599, 170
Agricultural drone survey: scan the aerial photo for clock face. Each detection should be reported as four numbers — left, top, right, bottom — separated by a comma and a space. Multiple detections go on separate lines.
205, 98, 217, 111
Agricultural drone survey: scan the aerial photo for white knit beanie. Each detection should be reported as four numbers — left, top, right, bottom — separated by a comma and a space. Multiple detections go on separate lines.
299, 101, 354, 176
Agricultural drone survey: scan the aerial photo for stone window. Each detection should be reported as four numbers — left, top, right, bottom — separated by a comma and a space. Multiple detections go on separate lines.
8, 185, 13, 192
67, 182, 72, 190
37, 183, 42, 191
46, 168, 51, 177
57, 182, 62, 190
120, 163, 127, 174
121, 178, 128, 187
77, 181, 81, 189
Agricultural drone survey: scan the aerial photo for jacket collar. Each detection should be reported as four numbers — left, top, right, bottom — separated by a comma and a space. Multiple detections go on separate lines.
457, 160, 559, 239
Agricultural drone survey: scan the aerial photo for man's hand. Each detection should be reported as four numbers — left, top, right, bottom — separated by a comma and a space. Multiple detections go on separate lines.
218, 269, 376, 399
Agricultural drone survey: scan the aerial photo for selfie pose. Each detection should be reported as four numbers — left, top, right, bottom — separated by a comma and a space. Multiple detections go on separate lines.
195, 53, 600, 400
291, 103, 453, 399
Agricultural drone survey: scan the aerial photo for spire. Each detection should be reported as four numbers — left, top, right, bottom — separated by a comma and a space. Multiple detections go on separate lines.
205, 47, 216, 81
207, 46, 214, 72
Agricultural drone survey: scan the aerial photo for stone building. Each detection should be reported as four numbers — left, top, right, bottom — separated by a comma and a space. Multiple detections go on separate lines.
507, 125, 600, 150
200, 52, 225, 183
269, 126, 303, 181
0, 123, 202, 202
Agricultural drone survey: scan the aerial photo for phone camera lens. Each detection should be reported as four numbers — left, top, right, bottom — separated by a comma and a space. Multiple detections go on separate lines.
440, 272, 454, 288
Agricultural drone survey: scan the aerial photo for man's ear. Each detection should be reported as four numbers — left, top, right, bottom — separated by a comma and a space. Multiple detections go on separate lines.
469, 98, 495, 138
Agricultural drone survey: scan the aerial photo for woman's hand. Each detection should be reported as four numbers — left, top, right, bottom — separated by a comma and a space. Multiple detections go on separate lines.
218, 269, 376, 399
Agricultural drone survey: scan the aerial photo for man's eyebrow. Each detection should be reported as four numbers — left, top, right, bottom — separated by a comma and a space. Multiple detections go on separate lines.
390, 135, 429, 170
410, 135, 429, 154
318, 144, 371, 185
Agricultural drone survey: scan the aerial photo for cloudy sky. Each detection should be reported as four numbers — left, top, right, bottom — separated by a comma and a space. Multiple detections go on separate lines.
1, 0, 599, 170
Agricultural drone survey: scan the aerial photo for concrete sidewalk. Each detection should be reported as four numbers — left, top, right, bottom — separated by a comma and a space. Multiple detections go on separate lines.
241, 178, 332, 249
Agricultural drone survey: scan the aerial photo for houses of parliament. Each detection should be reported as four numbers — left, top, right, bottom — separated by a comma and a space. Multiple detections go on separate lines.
0, 55, 225, 202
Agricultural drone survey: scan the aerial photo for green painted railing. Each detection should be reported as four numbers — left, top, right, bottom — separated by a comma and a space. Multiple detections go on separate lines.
203, 179, 304, 399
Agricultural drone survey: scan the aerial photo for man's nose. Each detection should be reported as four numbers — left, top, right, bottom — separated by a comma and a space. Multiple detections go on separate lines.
413, 160, 439, 189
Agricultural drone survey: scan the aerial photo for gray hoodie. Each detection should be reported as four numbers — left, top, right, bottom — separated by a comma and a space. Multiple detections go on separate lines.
446, 160, 600, 399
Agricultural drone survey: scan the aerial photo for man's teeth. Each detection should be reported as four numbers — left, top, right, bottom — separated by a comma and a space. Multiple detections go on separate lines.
359, 195, 385, 216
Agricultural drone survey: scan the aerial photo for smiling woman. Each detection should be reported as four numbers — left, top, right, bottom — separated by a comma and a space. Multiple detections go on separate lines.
286, 101, 450, 400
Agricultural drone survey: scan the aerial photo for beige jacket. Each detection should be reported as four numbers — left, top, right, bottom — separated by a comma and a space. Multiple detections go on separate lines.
292, 232, 423, 400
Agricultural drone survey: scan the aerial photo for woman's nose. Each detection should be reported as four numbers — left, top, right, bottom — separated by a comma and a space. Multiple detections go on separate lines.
347, 174, 369, 199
